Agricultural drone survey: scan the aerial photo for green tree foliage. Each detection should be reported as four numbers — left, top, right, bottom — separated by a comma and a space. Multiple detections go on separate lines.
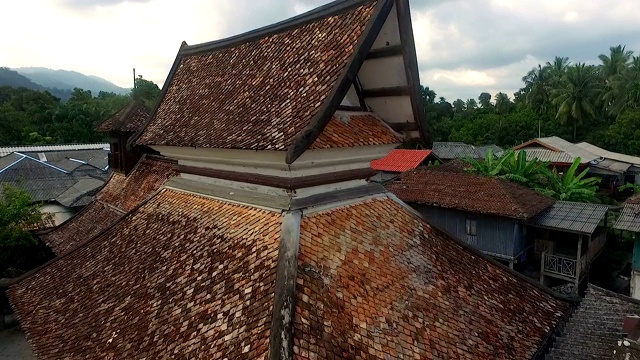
535, 158, 600, 202
602, 109, 640, 155
550, 63, 602, 141
0, 76, 161, 145
132, 75, 161, 108
0, 185, 49, 276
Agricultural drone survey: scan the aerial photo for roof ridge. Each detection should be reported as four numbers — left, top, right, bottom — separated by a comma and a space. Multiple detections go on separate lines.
180, 0, 378, 56
495, 176, 552, 219
587, 283, 640, 306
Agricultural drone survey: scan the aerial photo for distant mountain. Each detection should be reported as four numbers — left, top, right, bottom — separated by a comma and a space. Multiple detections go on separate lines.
0, 67, 72, 101
14, 67, 130, 96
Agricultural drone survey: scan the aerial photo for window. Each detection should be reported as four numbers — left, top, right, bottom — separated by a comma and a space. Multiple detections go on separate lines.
466, 219, 477, 236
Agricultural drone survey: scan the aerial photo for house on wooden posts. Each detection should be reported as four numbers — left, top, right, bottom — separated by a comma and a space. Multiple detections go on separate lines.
386, 166, 555, 269
369, 148, 439, 182
529, 201, 609, 290
615, 194, 640, 299
6, 1, 572, 358
97, 101, 152, 175
387, 166, 610, 292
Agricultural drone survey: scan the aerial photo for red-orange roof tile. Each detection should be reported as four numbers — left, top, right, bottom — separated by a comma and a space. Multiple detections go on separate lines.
387, 167, 555, 220
370, 149, 433, 172
295, 197, 569, 359
309, 113, 401, 149
136, 2, 378, 151
96, 101, 150, 133
10, 189, 282, 359
41, 157, 177, 255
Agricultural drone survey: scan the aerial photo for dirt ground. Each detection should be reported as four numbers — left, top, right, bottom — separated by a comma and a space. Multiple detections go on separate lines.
0, 327, 34, 359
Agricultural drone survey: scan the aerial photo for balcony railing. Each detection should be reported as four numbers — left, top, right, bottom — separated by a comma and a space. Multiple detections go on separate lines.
542, 252, 578, 280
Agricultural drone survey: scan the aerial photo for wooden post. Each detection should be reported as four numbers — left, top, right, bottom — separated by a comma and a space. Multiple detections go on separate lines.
575, 235, 583, 290
540, 252, 545, 285
509, 260, 514, 270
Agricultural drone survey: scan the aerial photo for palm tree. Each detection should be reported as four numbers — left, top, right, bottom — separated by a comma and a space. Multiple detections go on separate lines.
550, 63, 602, 141
452, 99, 466, 113
465, 98, 478, 111
545, 56, 570, 82
494, 92, 512, 116
604, 55, 640, 117
599, 45, 633, 78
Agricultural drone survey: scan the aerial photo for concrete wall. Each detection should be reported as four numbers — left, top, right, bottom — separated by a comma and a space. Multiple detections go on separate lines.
39, 203, 75, 226
632, 270, 640, 300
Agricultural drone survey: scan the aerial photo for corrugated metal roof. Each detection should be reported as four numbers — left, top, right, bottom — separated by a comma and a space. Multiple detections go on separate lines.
476, 144, 504, 158
614, 204, 640, 233
370, 149, 434, 172
0, 144, 109, 157
514, 136, 599, 163
591, 158, 631, 173
433, 142, 482, 160
576, 142, 640, 166
518, 149, 576, 164
529, 201, 609, 235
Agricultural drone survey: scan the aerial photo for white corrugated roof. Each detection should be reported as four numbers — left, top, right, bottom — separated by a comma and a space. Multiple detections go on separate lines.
0, 144, 109, 157
575, 142, 640, 166
533, 136, 600, 162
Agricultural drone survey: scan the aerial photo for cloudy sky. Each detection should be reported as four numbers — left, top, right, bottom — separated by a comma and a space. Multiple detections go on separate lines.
2, 0, 639, 101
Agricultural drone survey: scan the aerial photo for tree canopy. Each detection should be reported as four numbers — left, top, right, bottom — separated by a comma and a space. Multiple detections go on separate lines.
423, 44, 640, 156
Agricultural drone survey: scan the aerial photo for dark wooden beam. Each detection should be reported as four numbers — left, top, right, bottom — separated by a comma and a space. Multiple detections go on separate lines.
177, 165, 377, 190
285, 0, 395, 164
337, 105, 366, 112
388, 122, 419, 132
396, 0, 433, 148
365, 45, 403, 60
362, 86, 411, 98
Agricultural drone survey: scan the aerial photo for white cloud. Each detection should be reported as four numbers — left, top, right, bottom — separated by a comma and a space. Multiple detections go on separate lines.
2, 0, 640, 100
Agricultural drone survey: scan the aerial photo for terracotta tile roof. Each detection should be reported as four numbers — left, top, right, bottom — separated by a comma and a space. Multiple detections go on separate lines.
96, 102, 150, 133
136, 2, 379, 151
9, 189, 281, 359
386, 167, 555, 220
96, 157, 178, 212
10, 189, 570, 358
40, 157, 177, 255
309, 112, 401, 149
370, 149, 433, 172
295, 197, 569, 359
548, 284, 640, 359
628, 194, 640, 205
41, 201, 122, 255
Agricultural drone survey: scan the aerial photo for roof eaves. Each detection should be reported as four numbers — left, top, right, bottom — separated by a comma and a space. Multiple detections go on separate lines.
285, 0, 395, 164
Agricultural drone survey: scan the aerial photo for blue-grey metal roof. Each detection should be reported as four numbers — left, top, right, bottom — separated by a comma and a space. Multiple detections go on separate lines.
0, 144, 109, 157
432, 142, 482, 160
529, 201, 608, 235
614, 204, 640, 233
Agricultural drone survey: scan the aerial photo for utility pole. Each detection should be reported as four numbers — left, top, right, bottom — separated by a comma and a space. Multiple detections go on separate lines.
133, 68, 136, 90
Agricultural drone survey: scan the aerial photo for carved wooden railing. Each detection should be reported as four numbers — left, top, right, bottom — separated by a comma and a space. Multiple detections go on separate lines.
542, 252, 577, 280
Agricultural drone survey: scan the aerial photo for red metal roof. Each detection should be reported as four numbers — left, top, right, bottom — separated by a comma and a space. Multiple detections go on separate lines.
370, 149, 433, 172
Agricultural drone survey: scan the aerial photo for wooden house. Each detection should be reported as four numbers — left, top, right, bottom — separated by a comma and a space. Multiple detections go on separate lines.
6, 1, 572, 358
388, 166, 610, 292
615, 194, 640, 299
387, 166, 555, 269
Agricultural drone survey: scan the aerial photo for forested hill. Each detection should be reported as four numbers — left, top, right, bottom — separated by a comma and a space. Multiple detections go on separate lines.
0, 67, 72, 101
15, 67, 129, 96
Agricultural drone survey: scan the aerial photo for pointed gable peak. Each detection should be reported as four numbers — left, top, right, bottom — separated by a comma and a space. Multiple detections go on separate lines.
136, 0, 429, 165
